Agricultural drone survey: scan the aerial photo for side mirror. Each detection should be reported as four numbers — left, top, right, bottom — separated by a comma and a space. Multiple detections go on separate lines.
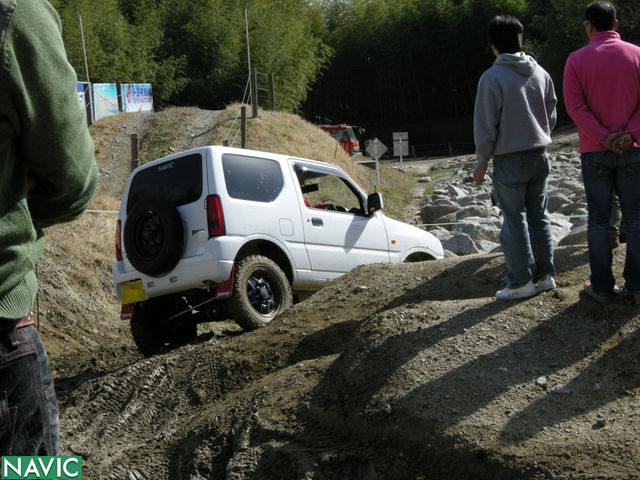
366, 192, 383, 214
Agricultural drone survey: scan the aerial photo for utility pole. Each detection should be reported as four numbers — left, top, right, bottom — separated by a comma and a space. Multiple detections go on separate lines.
79, 15, 90, 85
245, 9, 251, 75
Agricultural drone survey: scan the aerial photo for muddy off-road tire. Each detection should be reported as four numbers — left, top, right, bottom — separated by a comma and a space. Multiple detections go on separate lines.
130, 297, 197, 356
124, 197, 184, 277
227, 255, 293, 330
130, 300, 165, 356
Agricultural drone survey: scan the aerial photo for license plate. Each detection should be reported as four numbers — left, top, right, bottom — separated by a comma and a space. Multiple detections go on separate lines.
120, 280, 146, 304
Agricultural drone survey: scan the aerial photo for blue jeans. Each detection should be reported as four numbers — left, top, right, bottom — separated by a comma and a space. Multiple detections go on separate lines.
0, 323, 59, 455
493, 149, 555, 287
581, 148, 640, 294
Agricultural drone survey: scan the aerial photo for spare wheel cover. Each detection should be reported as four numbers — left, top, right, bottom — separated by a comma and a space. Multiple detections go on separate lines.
123, 197, 184, 277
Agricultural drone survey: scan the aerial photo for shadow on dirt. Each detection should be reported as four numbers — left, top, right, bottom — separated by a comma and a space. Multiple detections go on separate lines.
500, 323, 640, 443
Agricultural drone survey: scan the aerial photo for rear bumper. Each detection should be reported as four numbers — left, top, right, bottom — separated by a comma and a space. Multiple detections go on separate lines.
112, 256, 234, 302
113, 236, 247, 302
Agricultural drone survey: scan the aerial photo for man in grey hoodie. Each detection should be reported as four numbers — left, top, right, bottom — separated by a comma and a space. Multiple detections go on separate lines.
472, 14, 557, 300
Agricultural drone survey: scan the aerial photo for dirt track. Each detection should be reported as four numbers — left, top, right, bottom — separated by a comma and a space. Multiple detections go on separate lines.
36, 110, 639, 479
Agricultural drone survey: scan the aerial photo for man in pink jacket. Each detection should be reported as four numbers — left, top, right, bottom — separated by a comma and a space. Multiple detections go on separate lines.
563, 1, 640, 304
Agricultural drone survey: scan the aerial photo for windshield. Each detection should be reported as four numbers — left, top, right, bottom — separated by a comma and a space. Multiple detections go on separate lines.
346, 127, 357, 142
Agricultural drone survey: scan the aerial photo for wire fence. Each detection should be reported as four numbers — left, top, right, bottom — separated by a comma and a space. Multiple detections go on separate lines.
222, 68, 277, 148
222, 75, 252, 148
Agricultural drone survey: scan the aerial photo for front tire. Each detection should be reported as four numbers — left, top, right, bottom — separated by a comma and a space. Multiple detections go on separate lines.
227, 255, 293, 330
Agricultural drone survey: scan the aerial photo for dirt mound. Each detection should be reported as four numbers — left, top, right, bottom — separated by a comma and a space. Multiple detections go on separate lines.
35, 108, 639, 479
58, 247, 639, 479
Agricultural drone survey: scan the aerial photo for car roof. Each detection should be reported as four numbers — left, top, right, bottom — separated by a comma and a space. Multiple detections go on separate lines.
134, 145, 343, 173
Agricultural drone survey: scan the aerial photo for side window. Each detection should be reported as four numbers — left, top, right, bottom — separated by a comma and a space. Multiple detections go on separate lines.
334, 129, 348, 141
127, 154, 202, 213
295, 165, 364, 214
222, 154, 284, 202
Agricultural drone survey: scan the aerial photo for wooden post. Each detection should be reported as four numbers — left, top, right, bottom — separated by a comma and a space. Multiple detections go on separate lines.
251, 67, 258, 118
131, 133, 139, 171
269, 73, 275, 111
116, 81, 123, 112
241, 106, 247, 149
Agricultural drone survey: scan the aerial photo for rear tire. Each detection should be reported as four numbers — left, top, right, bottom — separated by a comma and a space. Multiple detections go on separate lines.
227, 255, 293, 330
130, 300, 164, 356
130, 296, 198, 356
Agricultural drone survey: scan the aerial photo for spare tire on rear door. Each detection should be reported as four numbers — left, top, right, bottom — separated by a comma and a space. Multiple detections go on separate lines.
124, 197, 184, 277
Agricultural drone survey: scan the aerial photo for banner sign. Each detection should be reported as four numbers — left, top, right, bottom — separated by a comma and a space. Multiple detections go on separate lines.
120, 83, 154, 113
76, 82, 88, 107
92, 83, 119, 121
76, 82, 94, 125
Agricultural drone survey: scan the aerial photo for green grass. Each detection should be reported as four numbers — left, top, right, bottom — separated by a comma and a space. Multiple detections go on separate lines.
139, 108, 193, 164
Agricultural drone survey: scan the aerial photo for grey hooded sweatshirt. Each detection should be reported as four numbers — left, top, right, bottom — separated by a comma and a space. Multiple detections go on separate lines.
474, 52, 557, 169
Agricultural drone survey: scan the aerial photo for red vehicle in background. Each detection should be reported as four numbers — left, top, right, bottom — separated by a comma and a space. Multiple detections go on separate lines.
318, 124, 361, 156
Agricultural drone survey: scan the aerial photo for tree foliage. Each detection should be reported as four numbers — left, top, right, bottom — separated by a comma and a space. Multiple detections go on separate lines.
52, 0, 640, 123
306, 0, 529, 123
305, 0, 639, 128
54, 0, 331, 109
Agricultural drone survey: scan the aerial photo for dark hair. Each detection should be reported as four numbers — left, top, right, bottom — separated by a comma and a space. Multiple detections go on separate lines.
585, 1, 616, 31
488, 15, 523, 54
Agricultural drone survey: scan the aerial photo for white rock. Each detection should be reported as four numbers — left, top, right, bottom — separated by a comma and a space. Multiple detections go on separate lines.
440, 232, 479, 255
447, 185, 468, 198
453, 220, 500, 243
548, 192, 572, 213
559, 225, 588, 246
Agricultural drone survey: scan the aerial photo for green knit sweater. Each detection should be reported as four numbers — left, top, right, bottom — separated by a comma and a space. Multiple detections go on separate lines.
0, 0, 97, 319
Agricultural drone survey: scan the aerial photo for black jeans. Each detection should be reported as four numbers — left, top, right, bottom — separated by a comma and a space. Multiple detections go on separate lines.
0, 322, 58, 455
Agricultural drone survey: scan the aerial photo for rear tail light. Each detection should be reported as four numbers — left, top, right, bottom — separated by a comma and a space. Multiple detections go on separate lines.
115, 219, 123, 261
206, 194, 226, 237
121, 303, 134, 320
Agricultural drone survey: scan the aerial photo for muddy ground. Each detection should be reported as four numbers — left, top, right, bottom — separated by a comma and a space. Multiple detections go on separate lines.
35, 110, 639, 479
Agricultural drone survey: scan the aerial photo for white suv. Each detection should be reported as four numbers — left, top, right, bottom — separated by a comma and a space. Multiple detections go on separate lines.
112, 146, 443, 354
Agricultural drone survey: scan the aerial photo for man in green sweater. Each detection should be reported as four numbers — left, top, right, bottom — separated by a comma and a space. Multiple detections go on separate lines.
0, 0, 97, 455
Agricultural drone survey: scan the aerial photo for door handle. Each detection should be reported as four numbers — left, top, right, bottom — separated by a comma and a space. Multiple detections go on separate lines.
311, 217, 323, 227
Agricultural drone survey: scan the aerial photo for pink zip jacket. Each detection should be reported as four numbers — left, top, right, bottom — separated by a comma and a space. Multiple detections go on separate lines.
563, 31, 640, 153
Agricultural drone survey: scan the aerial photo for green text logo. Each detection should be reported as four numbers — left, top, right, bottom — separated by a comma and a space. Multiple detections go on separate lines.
1, 457, 81, 479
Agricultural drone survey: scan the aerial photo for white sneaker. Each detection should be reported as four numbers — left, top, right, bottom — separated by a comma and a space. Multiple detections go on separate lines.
495, 281, 537, 300
534, 275, 556, 293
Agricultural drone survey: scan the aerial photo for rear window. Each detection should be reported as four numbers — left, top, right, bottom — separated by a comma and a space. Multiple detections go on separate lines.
127, 154, 203, 213
222, 154, 283, 202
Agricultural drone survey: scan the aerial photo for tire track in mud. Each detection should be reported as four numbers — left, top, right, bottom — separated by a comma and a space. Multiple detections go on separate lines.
62, 343, 229, 479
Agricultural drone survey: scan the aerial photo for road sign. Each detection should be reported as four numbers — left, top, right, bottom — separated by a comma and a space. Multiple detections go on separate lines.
365, 138, 387, 188
393, 131, 409, 157
365, 138, 387, 159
